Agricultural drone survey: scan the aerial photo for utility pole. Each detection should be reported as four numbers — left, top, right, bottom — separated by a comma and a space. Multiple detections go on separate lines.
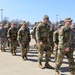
56, 14, 58, 26
0, 9, 3, 22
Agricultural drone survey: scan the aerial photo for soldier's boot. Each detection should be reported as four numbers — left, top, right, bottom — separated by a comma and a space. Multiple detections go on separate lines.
3, 49, 6, 52
7, 42, 10, 47
1, 47, 3, 52
70, 71, 75, 75
24, 55, 28, 60
55, 70, 60, 75
22, 56, 24, 61
3, 47, 6, 52
22, 54, 26, 61
45, 61, 54, 69
22, 55, 27, 61
10, 49, 13, 54
38, 61, 44, 69
12, 50, 16, 56
12, 53, 16, 56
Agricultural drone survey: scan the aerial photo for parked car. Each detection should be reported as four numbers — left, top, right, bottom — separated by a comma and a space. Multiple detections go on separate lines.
28, 27, 33, 35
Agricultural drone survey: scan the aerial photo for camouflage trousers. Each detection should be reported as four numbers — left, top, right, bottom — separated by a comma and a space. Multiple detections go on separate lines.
19, 42, 29, 57
37, 42, 51, 63
55, 46, 75, 73
6, 38, 10, 47
10, 40, 17, 54
54, 48, 58, 62
0, 38, 6, 51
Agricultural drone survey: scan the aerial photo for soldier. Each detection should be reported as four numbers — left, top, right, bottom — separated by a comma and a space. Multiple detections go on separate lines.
49, 24, 55, 53
17, 21, 31, 61
0, 24, 7, 52
55, 18, 75, 75
53, 23, 63, 62
70, 24, 75, 52
7, 23, 18, 56
32, 23, 38, 42
6, 22, 11, 47
36, 15, 53, 69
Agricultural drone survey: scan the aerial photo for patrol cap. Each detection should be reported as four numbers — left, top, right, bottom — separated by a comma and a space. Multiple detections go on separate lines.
64, 18, 73, 22
43, 15, 49, 20
58, 23, 63, 26
12, 22, 16, 25
22, 21, 27, 24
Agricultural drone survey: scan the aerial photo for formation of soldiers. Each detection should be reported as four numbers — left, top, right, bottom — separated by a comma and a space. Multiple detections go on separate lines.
0, 15, 75, 75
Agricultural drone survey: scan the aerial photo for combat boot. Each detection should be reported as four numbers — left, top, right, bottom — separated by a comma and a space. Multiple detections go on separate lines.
22, 56, 24, 61
70, 71, 75, 75
12, 53, 16, 56
23, 55, 28, 61
25, 55, 28, 60
55, 71, 60, 75
3, 48, 6, 52
22, 55, 26, 61
38, 62, 44, 69
45, 62, 54, 69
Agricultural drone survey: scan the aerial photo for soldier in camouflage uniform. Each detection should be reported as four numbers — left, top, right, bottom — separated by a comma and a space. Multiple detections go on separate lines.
7, 23, 18, 56
6, 22, 11, 47
55, 18, 75, 75
36, 15, 53, 69
70, 24, 75, 52
17, 21, 31, 61
49, 24, 55, 53
32, 22, 38, 48
53, 23, 63, 62
0, 24, 7, 52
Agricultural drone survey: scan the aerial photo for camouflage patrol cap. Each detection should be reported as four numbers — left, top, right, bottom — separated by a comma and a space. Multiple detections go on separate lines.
43, 15, 49, 20
58, 23, 63, 26
22, 21, 27, 24
64, 18, 73, 22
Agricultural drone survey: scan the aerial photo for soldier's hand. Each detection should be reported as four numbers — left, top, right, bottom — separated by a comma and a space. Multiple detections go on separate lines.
55, 44, 58, 48
8, 38, 11, 42
18, 42, 22, 44
65, 47, 70, 52
40, 42, 43, 46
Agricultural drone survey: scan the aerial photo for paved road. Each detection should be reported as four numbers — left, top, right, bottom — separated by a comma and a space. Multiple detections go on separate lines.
0, 38, 75, 75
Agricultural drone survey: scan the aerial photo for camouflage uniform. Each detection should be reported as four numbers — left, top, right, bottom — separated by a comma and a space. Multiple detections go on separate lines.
32, 25, 37, 42
17, 21, 31, 60
71, 24, 75, 52
49, 24, 55, 52
36, 15, 53, 69
53, 29, 59, 61
0, 24, 7, 52
53, 24, 63, 61
6, 23, 11, 47
55, 18, 75, 75
32, 22, 39, 49
7, 26, 18, 55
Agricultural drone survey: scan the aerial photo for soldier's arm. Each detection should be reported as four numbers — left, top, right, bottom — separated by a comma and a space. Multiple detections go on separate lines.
32, 26, 36, 39
53, 30, 58, 45
59, 27, 64, 45
28, 28, 31, 42
7, 28, 11, 38
7, 28, 11, 41
17, 29, 22, 43
36, 24, 41, 43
